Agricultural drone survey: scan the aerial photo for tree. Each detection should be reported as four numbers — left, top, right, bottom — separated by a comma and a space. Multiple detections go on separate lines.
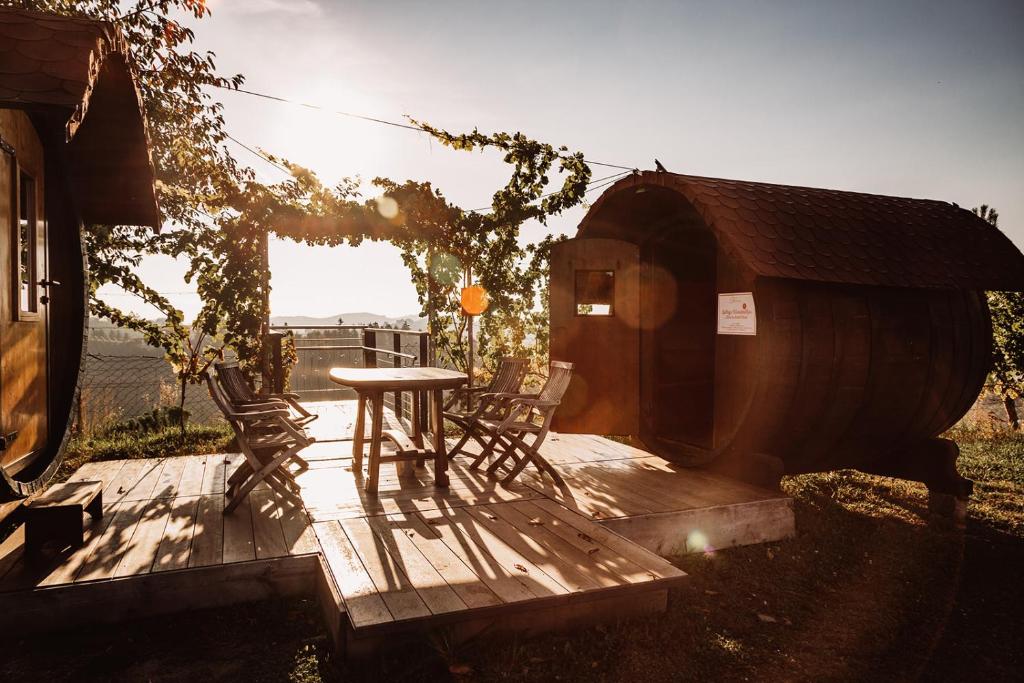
973, 205, 1023, 430
33, 0, 595, 400
375, 125, 592, 379
32, 0, 247, 430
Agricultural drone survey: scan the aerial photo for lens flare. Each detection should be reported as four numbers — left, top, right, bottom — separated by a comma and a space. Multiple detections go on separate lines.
687, 529, 713, 554
376, 196, 399, 219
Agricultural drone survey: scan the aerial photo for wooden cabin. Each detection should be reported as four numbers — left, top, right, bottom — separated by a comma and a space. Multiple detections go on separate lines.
550, 171, 1024, 496
0, 9, 158, 510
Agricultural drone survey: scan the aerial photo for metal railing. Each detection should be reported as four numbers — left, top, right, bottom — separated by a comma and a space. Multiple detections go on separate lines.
264, 324, 431, 428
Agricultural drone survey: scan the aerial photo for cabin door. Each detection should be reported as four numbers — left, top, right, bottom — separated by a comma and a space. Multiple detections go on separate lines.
549, 238, 639, 435
0, 115, 49, 477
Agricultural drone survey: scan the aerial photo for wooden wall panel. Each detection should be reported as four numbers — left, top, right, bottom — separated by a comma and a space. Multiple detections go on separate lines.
550, 238, 640, 435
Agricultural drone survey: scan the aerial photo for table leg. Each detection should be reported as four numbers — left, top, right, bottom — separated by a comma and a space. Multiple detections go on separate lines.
431, 389, 449, 487
366, 391, 384, 494
411, 391, 425, 467
352, 392, 366, 467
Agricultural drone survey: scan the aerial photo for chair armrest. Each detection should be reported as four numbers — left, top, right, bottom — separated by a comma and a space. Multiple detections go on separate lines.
263, 392, 301, 400
508, 398, 559, 409
228, 407, 292, 421
234, 399, 290, 410
270, 414, 313, 444
265, 393, 314, 418
444, 385, 489, 410
489, 392, 539, 402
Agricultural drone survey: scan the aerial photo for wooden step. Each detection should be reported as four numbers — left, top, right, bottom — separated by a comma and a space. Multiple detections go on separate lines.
24, 481, 103, 553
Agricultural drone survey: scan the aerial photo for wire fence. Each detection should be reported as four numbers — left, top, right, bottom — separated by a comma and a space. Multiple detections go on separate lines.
75, 328, 432, 436
75, 354, 222, 435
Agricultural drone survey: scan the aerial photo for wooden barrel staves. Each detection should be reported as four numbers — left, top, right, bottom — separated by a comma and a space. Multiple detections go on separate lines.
550, 171, 1024, 495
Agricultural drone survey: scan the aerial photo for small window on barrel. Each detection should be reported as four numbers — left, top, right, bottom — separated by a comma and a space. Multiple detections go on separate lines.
17, 170, 38, 315
575, 270, 614, 316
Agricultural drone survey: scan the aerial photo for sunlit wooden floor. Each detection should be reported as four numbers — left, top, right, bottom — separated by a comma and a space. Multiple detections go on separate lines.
0, 400, 793, 650
0, 453, 318, 591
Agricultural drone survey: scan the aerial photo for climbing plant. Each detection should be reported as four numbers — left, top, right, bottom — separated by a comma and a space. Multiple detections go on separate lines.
32, 0, 595, 394
31, 0, 245, 411
973, 205, 1023, 430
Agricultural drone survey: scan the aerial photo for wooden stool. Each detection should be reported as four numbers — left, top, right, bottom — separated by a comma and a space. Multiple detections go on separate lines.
24, 481, 103, 553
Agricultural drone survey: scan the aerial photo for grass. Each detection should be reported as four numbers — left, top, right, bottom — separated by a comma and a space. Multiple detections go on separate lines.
0, 419, 233, 546
56, 422, 234, 483
2, 419, 1021, 681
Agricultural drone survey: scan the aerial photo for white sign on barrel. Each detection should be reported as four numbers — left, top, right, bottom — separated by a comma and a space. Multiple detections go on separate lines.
717, 292, 756, 335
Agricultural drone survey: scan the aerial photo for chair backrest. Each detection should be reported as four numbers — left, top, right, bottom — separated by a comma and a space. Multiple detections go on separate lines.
205, 370, 246, 438
538, 361, 574, 404
487, 357, 529, 394
215, 361, 258, 403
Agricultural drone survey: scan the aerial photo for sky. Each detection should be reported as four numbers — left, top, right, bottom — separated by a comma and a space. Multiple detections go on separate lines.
97, 0, 1024, 320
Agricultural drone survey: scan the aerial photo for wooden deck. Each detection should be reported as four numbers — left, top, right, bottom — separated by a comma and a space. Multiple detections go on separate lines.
0, 400, 793, 654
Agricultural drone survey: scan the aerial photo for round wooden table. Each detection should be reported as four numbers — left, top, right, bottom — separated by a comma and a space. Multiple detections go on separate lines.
328, 367, 467, 493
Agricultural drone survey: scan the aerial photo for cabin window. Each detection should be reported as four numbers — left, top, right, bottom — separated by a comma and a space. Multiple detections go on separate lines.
575, 270, 614, 316
16, 170, 38, 317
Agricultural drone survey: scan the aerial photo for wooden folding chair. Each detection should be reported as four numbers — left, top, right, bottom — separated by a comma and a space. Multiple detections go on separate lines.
445, 356, 529, 458
212, 364, 312, 471
468, 361, 574, 486
214, 360, 318, 427
206, 372, 313, 514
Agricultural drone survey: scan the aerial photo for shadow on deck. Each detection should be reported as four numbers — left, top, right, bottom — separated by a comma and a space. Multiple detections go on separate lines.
0, 400, 793, 656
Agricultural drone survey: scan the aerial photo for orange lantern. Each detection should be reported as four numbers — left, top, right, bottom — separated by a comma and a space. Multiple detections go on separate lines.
461, 284, 489, 315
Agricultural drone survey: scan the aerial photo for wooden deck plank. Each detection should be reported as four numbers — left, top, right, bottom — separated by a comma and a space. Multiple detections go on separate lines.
565, 434, 649, 462
66, 459, 126, 489
338, 517, 431, 621
466, 505, 604, 592
0, 524, 26, 583
152, 496, 200, 573
188, 494, 225, 568
2, 419, 783, 647
200, 454, 228, 496
532, 499, 685, 581
363, 515, 468, 615
410, 509, 536, 604
380, 511, 502, 610
419, 508, 566, 600
250, 489, 289, 560
508, 500, 657, 584
113, 497, 174, 577
222, 495, 255, 564
523, 463, 665, 518
176, 455, 208, 497
75, 500, 149, 582
103, 460, 151, 503
530, 435, 589, 465
151, 457, 188, 499
121, 459, 168, 502
314, 520, 393, 629
551, 460, 715, 513
279, 499, 319, 556
487, 502, 630, 588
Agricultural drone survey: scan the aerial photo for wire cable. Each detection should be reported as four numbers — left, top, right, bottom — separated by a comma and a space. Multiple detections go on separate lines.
224, 132, 292, 174
211, 83, 638, 171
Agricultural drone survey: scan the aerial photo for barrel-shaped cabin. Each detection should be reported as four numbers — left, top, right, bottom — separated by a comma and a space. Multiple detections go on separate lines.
0, 8, 158, 510
550, 171, 1024, 495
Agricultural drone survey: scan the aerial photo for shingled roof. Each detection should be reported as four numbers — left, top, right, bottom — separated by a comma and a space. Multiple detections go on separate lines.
0, 8, 158, 228
579, 171, 1024, 291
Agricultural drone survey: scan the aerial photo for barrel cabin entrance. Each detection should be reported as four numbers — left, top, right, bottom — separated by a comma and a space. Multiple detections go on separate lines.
0, 8, 159, 508
551, 171, 1024, 497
